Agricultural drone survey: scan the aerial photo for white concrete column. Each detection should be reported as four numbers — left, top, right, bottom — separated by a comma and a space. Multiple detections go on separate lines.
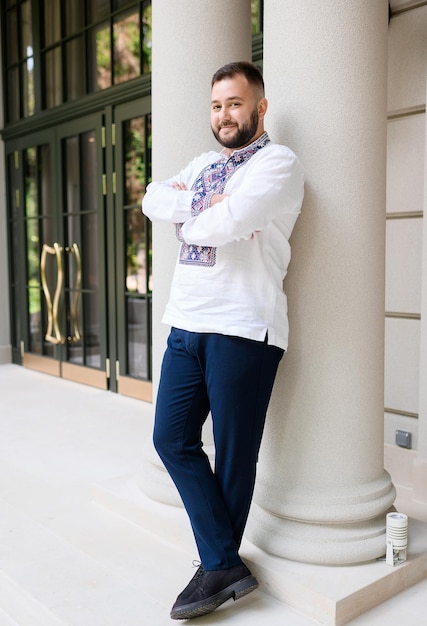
246, 0, 396, 564
137, 0, 252, 504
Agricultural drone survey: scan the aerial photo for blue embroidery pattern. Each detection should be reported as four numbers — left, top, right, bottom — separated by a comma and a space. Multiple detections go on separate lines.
178, 132, 271, 267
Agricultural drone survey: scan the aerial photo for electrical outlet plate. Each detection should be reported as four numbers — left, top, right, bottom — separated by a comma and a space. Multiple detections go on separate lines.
395, 429, 411, 449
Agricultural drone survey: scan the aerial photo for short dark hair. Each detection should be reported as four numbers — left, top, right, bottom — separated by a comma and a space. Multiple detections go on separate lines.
211, 62, 265, 96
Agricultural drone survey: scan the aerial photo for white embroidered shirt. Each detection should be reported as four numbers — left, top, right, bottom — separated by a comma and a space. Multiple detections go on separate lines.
142, 134, 304, 350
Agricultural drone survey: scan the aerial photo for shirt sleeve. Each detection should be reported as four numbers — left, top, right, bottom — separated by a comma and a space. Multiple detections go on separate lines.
141, 152, 217, 223
180, 147, 305, 247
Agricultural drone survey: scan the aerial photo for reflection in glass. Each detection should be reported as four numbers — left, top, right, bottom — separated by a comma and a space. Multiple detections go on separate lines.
11, 286, 21, 350
40, 145, 53, 217
7, 67, 20, 123
65, 136, 79, 213
121, 110, 152, 380
28, 287, 42, 354
81, 132, 97, 211
251, 0, 263, 34
124, 117, 146, 206
26, 217, 39, 284
82, 213, 98, 290
8, 154, 22, 353
44, 0, 61, 46
6, 8, 18, 65
21, 0, 33, 56
81, 131, 98, 290
89, 23, 111, 91
126, 209, 146, 294
66, 36, 86, 101
23, 54, 35, 116
44, 46, 62, 108
64, 130, 100, 369
67, 216, 79, 289
84, 293, 101, 368
8, 153, 18, 220
24, 149, 37, 271
65, 0, 84, 35
113, 11, 140, 84
127, 298, 147, 378
142, 3, 152, 74
25, 147, 41, 352
67, 293, 101, 368
87, 0, 110, 24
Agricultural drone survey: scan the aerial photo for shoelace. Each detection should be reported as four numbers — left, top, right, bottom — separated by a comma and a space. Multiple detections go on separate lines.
191, 560, 204, 580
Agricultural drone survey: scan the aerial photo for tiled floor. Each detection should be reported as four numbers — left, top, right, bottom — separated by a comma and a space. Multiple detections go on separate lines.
0, 363, 426, 626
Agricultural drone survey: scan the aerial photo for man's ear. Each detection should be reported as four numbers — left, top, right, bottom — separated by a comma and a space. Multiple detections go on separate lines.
258, 97, 268, 120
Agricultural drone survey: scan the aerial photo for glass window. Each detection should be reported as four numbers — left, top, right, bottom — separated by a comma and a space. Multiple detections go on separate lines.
43, 0, 61, 46
63, 129, 100, 369
124, 116, 151, 295
65, 36, 86, 101
23, 56, 35, 116
2, 1, 152, 121
251, 0, 263, 34
65, 0, 84, 36
89, 22, 112, 91
83, 292, 101, 368
142, 3, 152, 74
21, 0, 33, 56
113, 9, 140, 85
122, 112, 151, 380
7, 152, 21, 353
24, 145, 54, 357
6, 8, 19, 65
127, 297, 148, 378
126, 208, 147, 294
44, 46, 62, 108
7, 67, 20, 122
124, 117, 146, 206
87, 0, 110, 24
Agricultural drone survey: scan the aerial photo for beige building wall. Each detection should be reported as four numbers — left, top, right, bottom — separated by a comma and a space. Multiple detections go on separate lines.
384, 1, 427, 518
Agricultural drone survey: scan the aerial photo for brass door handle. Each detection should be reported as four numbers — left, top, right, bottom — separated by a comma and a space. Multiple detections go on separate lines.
40, 242, 65, 344
65, 243, 82, 343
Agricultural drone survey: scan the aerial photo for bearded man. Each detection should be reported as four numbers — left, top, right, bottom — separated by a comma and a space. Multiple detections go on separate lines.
142, 61, 304, 620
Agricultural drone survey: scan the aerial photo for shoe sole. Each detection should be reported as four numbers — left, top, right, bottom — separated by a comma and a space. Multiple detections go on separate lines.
170, 575, 259, 620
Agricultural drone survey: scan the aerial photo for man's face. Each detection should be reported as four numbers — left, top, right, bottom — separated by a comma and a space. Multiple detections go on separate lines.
210, 74, 266, 151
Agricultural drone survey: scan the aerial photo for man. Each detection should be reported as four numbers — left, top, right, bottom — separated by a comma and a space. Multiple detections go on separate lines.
142, 61, 304, 620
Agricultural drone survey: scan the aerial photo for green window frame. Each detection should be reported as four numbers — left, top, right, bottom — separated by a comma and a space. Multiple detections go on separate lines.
1, 0, 152, 123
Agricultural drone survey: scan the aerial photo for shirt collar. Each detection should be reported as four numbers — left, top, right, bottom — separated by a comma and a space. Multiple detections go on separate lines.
220, 131, 270, 161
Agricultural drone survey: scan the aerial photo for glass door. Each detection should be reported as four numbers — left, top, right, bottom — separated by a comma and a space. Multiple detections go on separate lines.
6, 102, 153, 396
112, 98, 152, 401
15, 113, 108, 389
56, 114, 108, 387
21, 139, 58, 375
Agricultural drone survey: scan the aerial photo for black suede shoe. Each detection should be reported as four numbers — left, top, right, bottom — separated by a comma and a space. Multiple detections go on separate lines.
170, 563, 259, 620
173, 564, 205, 605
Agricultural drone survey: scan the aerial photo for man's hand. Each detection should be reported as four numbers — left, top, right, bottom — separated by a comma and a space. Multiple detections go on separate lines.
210, 194, 229, 206
171, 182, 187, 191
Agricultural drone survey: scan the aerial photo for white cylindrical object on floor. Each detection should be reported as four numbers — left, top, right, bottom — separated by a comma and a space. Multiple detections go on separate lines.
386, 512, 408, 548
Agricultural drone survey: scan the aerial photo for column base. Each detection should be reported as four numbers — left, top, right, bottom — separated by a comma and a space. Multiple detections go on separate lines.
247, 500, 394, 565
93, 472, 427, 626
244, 517, 427, 626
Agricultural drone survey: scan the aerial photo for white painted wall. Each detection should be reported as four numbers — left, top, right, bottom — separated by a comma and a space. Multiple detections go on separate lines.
384, 3, 427, 517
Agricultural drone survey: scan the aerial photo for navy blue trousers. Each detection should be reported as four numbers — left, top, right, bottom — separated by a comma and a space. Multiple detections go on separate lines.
153, 328, 284, 570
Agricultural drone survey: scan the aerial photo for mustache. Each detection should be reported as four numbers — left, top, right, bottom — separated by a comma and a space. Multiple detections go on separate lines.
219, 121, 237, 128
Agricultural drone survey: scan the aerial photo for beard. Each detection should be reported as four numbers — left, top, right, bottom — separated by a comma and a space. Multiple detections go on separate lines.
212, 107, 259, 149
